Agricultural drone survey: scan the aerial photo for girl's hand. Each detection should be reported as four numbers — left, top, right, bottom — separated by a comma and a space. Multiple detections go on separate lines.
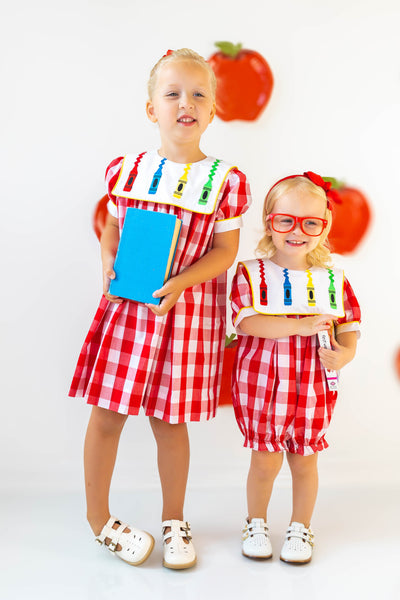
101, 214, 124, 304
102, 254, 124, 304
318, 331, 357, 370
297, 314, 335, 337
145, 276, 185, 317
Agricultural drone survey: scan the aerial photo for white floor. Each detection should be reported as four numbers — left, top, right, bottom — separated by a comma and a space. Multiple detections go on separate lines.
1, 485, 399, 600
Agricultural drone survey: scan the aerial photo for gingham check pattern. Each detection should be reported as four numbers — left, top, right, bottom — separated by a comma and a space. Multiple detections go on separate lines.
230, 264, 361, 455
69, 157, 251, 423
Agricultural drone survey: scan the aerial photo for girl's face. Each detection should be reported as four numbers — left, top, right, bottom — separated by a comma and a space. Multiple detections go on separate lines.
266, 188, 327, 270
146, 60, 216, 161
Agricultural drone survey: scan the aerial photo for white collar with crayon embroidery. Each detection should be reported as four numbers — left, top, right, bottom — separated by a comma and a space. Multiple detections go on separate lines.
111, 150, 236, 215
240, 258, 345, 317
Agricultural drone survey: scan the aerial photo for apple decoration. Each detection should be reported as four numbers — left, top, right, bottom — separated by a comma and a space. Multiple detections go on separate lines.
395, 348, 400, 381
93, 194, 109, 240
219, 334, 238, 405
208, 41, 273, 121
323, 178, 372, 255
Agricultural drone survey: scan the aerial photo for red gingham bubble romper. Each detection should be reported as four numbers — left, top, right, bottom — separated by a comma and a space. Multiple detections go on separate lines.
231, 260, 361, 455
69, 154, 251, 423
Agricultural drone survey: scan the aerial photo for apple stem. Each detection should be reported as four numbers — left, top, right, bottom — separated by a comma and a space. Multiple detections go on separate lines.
214, 41, 243, 58
225, 333, 237, 347
323, 176, 346, 189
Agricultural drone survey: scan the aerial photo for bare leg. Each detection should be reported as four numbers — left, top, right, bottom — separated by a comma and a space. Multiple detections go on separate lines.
149, 417, 190, 521
286, 452, 319, 527
247, 451, 284, 520
84, 406, 128, 535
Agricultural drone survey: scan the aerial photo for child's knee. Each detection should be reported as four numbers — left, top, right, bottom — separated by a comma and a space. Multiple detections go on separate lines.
251, 451, 283, 480
90, 406, 127, 436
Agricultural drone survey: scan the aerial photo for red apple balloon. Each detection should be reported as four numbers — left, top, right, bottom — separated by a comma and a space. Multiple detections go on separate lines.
93, 194, 109, 241
324, 178, 372, 255
208, 41, 273, 121
395, 347, 400, 381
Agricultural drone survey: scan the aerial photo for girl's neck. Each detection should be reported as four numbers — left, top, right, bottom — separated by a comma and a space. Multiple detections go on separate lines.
269, 254, 312, 271
158, 141, 206, 164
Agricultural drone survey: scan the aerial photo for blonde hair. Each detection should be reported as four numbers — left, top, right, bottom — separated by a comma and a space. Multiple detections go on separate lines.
147, 48, 217, 100
256, 176, 333, 268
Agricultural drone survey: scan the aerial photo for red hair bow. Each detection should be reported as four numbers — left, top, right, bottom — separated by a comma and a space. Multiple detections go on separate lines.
303, 171, 342, 207
162, 49, 174, 58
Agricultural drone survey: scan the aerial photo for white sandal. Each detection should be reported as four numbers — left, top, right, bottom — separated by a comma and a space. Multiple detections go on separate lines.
242, 518, 273, 559
280, 521, 314, 564
95, 516, 154, 566
162, 519, 197, 570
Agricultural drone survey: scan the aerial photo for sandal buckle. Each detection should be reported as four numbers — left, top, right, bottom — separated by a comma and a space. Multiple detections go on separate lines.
181, 522, 192, 541
108, 541, 118, 552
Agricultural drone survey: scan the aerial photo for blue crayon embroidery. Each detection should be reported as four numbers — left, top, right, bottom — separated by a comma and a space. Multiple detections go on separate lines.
283, 268, 292, 306
148, 157, 167, 195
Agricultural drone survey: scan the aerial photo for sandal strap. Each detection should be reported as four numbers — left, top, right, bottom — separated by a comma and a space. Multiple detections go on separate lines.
243, 519, 269, 536
286, 525, 314, 546
95, 516, 129, 551
162, 520, 192, 541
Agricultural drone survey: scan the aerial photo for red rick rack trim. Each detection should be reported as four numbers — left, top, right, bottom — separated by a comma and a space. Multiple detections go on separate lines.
258, 259, 268, 306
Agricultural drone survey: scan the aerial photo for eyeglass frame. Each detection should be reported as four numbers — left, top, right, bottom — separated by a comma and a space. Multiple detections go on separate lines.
266, 213, 328, 237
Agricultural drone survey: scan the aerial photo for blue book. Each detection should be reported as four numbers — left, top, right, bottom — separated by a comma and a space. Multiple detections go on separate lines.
109, 208, 182, 304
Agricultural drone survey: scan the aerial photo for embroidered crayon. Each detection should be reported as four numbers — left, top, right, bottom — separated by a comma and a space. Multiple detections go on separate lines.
258, 259, 268, 306
199, 159, 221, 205
148, 157, 167, 195
328, 269, 337, 309
283, 268, 292, 306
306, 270, 316, 306
123, 152, 145, 192
173, 163, 192, 199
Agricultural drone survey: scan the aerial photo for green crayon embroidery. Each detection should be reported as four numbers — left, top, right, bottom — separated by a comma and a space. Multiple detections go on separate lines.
173, 163, 192, 199
306, 270, 316, 306
198, 159, 221, 205
328, 269, 337, 309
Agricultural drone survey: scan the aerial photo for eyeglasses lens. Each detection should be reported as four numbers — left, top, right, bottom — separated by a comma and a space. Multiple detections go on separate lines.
272, 215, 324, 236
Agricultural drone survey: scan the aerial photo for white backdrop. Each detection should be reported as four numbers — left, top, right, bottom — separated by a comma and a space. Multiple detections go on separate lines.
1, 0, 399, 494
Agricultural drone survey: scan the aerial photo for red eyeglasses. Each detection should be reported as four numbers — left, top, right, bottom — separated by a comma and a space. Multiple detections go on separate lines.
266, 214, 328, 236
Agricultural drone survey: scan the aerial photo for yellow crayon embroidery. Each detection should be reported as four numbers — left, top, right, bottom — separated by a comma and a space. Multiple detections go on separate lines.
173, 163, 192, 199
306, 270, 316, 306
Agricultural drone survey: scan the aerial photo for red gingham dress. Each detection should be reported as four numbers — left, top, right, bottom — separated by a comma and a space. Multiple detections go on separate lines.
231, 263, 361, 455
69, 156, 251, 423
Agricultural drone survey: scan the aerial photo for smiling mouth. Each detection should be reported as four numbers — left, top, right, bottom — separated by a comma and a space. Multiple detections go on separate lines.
177, 117, 196, 124
286, 240, 306, 246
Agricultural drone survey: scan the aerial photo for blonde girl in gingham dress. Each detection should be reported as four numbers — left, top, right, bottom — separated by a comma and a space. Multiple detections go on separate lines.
69, 49, 251, 569
230, 172, 360, 564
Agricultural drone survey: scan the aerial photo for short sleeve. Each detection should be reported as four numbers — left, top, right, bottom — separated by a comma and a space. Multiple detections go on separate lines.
105, 157, 124, 217
214, 169, 252, 233
230, 263, 258, 333
336, 277, 361, 337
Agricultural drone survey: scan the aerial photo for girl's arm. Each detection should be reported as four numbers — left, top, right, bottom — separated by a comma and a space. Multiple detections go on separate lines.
318, 330, 358, 370
147, 228, 240, 317
239, 313, 335, 339
100, 213, 124, 304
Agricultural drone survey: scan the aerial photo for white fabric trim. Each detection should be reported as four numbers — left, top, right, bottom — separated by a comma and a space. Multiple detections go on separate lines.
111, 150, 235, 215
214, 215, 243, 233
336, 322, 361, 339
107, 199, 118, 218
